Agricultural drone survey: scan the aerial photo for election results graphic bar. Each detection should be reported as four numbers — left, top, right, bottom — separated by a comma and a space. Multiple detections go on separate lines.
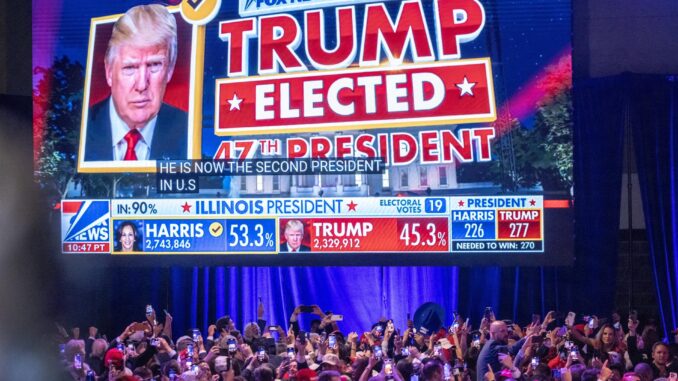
61, 196, 545, 254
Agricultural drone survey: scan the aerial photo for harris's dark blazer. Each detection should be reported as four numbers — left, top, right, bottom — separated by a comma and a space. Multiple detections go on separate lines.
84, 98, 188, 161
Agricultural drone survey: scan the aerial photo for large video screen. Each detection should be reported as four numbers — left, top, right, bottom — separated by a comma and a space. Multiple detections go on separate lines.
33, 0, 573, 265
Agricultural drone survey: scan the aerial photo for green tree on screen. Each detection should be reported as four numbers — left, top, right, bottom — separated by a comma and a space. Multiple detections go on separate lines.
34, 56, 112, 203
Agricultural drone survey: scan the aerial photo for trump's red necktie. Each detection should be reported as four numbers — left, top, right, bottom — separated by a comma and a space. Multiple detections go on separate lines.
123, 129, 142, 160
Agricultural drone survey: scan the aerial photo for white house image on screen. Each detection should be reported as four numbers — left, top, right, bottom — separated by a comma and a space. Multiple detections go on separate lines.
231, 127, 459, 198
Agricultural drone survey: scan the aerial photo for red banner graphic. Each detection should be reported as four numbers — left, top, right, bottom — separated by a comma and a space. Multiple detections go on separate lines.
496, 209, 542, 240
216, 59, 495, 136
298, 216, 449, 252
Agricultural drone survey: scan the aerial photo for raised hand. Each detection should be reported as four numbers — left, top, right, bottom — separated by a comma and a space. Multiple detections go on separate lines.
599, 360, 612, 381
428, 335, 436, 352
547, 327, 559, 344
480, 317, 491, 332
321, 314, 333, 328
294, 336, 306, 354
347, 331, 358, 343
460, 320, 470, 336
368, 353, 378, 368
542, 311, 555, 329
258, 299, 265, 319
499, 353, 513, 369
485, 364, 496, 381
157, 337, 172, 352
525, 323, 540, 337
120, 322, 137, 340
164, 311, 173, 324
591, 357, 603, 369
311, 305, 325, 317
240, 343, 254, 360
56, 322, 69, 338
318, 335, 328, 355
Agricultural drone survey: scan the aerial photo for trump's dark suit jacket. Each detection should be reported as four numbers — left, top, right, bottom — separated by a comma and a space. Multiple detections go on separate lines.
84, 98, 188, 161
279, 244, 311, 252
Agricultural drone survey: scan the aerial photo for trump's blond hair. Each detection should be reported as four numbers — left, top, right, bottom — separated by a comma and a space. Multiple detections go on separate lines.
105, 4, 177, 71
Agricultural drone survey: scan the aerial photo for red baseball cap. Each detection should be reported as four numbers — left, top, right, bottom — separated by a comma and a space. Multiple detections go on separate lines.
104, 348, 124, 368
296, 368, 317, 381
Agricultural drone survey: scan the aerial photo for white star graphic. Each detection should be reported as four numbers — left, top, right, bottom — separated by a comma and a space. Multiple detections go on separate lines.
456, 76, 477, 97
228, 93, 243, 111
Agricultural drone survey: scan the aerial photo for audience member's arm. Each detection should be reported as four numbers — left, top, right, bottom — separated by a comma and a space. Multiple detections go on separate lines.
206, 324, 217, 352
239, 344, 258, 381
311, 304, 327, 320
257, 300, 267, 333
382, 327, 392, 355
240, 365, 255, 381
289, 306, 301, 336
55, 322, 70, 342
85, 326, 97, 357
160, 337, 177, 359
295, 336, 308, 369
162, 311, 173, 340
203, 344, 219, 365
348, 332, 358, 360
131, 340, 158, 369
393, 363, 405, 381
113, 322, 136, 347
513, 335, 533, 368
393, 332, 404, 361
500, 353, 521, 379
598, 360, 613, 381
541, 311, 556, 331
450, 328, 464, 360
220, 368, 235, 381
568, 325, 594, 347
458, 321, 469, 357
485, 364, 496, 381
359, 354, 378, 381
508, 336, 527, 356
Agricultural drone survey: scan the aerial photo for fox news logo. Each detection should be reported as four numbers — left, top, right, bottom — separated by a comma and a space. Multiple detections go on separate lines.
61, 200, 111, 253
239, 0, 396, 16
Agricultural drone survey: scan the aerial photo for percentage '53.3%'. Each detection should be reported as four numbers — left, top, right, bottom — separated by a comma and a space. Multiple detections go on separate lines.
227, 222, 275, 249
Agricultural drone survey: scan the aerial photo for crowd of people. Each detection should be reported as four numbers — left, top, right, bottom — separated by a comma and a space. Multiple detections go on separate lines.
56, 304, 678, 381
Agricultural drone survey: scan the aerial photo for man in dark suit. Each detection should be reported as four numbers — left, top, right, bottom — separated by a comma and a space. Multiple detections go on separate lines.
83, 4, 188, 162
280, 219, 311, 252
85, 99, 187, 161
476, 320, 526, 381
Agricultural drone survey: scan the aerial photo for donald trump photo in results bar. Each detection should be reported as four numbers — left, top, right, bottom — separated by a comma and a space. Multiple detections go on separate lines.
280, 220, 311, 253
84, 4, 188, 162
